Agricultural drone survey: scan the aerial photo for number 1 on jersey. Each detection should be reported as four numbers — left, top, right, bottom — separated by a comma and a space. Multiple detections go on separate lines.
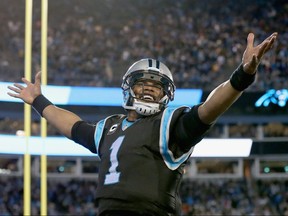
104, 136, 124, 185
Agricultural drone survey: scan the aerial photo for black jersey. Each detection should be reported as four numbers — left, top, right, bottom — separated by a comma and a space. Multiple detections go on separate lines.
72, 106, 211, 215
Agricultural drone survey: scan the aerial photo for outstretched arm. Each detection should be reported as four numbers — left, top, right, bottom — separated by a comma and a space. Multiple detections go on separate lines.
198, 32, 278, 124
7, 72, 82, 138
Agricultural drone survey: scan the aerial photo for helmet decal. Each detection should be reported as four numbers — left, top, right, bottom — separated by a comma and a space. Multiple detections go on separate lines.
147, 58, 160, 71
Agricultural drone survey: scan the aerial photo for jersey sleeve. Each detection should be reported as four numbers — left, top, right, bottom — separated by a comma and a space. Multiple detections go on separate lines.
159, 105, 212, 170
71, 121, 97, 153
172, 104, 212, 152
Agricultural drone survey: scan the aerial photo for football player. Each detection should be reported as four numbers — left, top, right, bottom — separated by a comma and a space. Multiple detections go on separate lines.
8, 32, 277, 216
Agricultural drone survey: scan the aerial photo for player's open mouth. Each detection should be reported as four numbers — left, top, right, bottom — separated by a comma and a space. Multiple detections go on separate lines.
141, 95, 154, 101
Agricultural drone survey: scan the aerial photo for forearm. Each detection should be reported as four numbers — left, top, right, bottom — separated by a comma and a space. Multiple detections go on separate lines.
33, 95, 81, 138
42, 105, 82, 139
198, 80, 242, 124
198, 64, 256, 124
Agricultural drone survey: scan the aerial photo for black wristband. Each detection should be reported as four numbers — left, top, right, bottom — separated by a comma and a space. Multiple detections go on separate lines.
32, 94, 53, 117
229, 64, 256, 91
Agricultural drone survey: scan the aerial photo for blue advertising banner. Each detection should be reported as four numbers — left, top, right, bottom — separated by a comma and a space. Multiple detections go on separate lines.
0, 82, 203, 107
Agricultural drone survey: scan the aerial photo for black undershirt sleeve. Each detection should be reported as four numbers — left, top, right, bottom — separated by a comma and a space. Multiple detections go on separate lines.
172, 104, 213, 152
71, 121, 97, 153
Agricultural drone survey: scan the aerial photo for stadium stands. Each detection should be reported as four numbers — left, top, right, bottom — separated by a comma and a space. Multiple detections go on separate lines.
0, 177, 287, 215
0, 0, 286, 91
0, 0, 287, 215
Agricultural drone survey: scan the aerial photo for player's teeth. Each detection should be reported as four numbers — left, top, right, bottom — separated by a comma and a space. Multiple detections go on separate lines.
143, 95, 153, 101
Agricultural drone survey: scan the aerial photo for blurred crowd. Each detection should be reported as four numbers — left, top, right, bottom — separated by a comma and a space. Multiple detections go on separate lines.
1, 0, 287, 137
180, 178, 288, 216
0, 177, 287, 216
0, 0, 287, 91
0, 1, 287, 215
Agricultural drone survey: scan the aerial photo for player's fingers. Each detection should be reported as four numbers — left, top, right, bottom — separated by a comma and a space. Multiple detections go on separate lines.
13, 83, 25, 90
265, 34, 277, 51
21, 77, 31, 85
35, 71, 41, 85
7, 85, 21, 93
257, 32, 277, 51
257, 34, 277, 59
246, 33, 255, 48
257, 42, 269, 58
7, 91, 20, 98
266, 32, 278, 42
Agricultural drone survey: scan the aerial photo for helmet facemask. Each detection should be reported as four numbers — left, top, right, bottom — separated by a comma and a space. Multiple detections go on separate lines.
123, 82, 169, 116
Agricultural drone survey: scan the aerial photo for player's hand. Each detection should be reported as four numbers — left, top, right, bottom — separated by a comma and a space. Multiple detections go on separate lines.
7, 71, 42, 105
242, 32, 278, 74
